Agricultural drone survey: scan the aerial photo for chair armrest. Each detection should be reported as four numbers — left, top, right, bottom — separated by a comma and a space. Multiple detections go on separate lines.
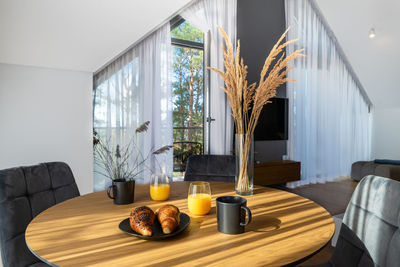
351, 161, 370, 181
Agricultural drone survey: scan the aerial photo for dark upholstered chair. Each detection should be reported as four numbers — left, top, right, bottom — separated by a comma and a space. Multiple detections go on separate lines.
303, 175, 400, 267
184, 155, 235, 182
303, 223, 374, 267
0, 162, 80, 267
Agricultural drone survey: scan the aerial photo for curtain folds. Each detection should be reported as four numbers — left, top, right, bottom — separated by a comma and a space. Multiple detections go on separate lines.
285, 0, 371, 187
181, 0, 237, 155
93, 24, 172, 191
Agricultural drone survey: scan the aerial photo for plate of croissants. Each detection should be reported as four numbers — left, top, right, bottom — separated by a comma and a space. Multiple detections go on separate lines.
119, 204, 190, 240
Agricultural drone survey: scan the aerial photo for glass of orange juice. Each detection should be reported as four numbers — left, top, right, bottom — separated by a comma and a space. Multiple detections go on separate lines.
188, 182, 211, 215
150, 174, 170, 201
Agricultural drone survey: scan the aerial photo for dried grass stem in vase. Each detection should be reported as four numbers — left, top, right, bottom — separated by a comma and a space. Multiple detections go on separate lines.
209, 26, 304, 194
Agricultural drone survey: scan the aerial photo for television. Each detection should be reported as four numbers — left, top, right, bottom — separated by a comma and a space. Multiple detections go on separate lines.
254, 98, 288, 141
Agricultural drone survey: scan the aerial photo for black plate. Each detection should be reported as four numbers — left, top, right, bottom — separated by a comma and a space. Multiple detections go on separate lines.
119, 212, 190, 240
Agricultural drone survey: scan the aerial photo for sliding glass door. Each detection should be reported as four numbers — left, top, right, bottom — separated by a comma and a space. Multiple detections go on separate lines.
171, 18, 206, 177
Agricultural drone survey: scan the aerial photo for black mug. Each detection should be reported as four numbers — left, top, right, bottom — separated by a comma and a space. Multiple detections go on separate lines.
216, 196, 252, 234
107, 179, 135, 205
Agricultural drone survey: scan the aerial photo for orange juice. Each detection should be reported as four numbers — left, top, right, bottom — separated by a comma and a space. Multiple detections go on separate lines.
150, 183, 170, 201
188, 193, 211, 215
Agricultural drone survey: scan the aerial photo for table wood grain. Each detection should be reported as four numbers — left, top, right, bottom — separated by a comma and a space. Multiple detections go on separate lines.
26, 182, 334, 267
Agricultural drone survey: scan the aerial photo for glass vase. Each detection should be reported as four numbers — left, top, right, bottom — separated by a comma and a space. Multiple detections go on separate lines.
235, 134, 254, 195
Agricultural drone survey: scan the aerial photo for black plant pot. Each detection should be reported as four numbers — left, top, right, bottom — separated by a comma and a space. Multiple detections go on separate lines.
107, 179, 135, 205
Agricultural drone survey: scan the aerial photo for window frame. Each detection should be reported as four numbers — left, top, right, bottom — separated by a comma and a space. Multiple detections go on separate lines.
170, 16, 209, 159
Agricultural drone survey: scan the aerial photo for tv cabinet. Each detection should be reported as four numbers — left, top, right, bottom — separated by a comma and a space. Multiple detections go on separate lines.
254, 160, 300, 186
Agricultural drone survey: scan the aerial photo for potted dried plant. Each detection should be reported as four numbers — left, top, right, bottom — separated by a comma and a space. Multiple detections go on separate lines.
209, 27, 304, 195
93, 121, 172, 204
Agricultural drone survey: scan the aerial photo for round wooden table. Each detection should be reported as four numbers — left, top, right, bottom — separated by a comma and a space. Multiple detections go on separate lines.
26, 182, 334, 267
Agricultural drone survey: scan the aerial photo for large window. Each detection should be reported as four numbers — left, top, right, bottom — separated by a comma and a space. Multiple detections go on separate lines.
171, 18, 204, 175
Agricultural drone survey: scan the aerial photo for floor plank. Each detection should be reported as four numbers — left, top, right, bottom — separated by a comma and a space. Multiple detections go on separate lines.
272, 178, 358, 216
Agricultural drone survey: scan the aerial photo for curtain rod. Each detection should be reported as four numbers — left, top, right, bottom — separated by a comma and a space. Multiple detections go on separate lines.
309, 0, 373, 107
93, 0, 196, 76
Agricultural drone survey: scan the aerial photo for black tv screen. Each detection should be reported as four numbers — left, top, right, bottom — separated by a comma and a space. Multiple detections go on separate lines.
254, 98, 288, 141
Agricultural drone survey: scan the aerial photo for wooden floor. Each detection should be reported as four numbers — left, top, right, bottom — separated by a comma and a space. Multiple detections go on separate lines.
271, 178, 358, 265
281, 178, 358, 216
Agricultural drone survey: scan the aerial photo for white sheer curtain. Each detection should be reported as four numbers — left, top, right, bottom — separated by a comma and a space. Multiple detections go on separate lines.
93, 24, 172, 191
181, 0, 237, 155
285, 0, 371, 186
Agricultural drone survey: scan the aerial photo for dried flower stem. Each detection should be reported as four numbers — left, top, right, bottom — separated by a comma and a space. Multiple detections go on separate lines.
93, 121, 172, 182
209, 27, 304, 193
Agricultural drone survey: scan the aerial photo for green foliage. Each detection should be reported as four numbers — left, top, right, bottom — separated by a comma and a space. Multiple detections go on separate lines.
171, 23, 204, 136
171, 21, 204, 43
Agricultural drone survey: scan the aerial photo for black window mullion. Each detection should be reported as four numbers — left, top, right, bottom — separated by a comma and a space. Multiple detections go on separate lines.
171, 38, 204, 50
170, 15, 185, 31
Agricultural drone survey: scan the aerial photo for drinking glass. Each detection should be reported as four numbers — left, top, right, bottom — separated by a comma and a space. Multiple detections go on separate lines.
150, 173, 170, 201
188, 182, 211, 215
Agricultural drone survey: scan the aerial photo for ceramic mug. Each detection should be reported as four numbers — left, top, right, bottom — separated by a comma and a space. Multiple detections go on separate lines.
216, 196, 252, 234
107, 179, 135, 205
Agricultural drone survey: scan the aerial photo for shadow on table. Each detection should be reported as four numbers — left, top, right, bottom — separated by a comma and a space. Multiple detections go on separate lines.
155, 209, 212, 242
247, 215, 281, 232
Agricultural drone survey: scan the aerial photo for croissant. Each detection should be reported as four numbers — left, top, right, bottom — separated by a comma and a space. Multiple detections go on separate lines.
129, 206, 155, 236
156, 204, 180, 234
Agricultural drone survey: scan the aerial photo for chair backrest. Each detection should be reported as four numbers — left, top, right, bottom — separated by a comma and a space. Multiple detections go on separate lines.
184, 155, 235, 182
0, 162, 80, 267
343, 175, 400, 267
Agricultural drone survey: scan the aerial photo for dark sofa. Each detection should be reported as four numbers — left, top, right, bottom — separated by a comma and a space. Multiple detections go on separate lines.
351, 160, 400, 181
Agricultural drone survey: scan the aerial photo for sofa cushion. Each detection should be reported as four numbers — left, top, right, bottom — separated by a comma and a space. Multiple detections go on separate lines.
374, 159, 400, 165
351, 161, 400, 182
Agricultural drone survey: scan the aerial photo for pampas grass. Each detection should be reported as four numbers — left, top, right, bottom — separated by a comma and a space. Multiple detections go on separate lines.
209, 26, 304, 193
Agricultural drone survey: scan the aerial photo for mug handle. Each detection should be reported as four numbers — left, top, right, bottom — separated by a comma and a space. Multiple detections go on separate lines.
240, 206, 252, 226
107, 185, 115, 199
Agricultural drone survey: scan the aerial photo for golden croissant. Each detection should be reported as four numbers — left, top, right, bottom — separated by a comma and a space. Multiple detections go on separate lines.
156, 204, 180, 234
129, 206, 155, 236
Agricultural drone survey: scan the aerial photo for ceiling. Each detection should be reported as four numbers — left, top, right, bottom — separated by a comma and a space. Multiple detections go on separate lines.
317, 0, 400, 108
0, 0, 191, 73
1, 0, 398, 108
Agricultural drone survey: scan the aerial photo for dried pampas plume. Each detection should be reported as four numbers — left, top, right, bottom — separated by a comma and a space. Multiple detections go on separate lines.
152, 145, 173, 155
208, 26, 304, 136
208, 26, 304, 193
135, 121, 150, 133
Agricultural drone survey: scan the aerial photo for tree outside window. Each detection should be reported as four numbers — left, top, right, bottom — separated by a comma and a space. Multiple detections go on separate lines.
171, 20, 204, 176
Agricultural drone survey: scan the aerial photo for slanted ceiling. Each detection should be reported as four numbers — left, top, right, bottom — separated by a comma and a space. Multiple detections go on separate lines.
1, 0, 398, 108
317, 0, 400, 108
0, 0, 191, 73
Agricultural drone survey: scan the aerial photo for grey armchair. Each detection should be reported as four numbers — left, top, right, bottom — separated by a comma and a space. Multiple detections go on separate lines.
304, 175, 400, 267
184, 155, 235, 182
0, 162, 80, 267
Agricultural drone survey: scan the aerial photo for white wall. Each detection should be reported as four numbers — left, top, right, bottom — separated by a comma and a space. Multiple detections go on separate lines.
371, 108, 400, 160
318, 0, 400, 108
0, 63, 93, 195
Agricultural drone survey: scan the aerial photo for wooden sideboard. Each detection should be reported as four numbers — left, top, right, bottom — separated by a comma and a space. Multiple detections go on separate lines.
254, 160, 301, 186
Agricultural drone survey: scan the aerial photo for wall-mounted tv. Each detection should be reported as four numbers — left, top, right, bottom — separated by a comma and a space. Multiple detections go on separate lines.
254, 98, 288, 141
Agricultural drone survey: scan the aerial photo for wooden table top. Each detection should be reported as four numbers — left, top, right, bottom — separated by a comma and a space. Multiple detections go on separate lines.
26, 182, 334, 267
